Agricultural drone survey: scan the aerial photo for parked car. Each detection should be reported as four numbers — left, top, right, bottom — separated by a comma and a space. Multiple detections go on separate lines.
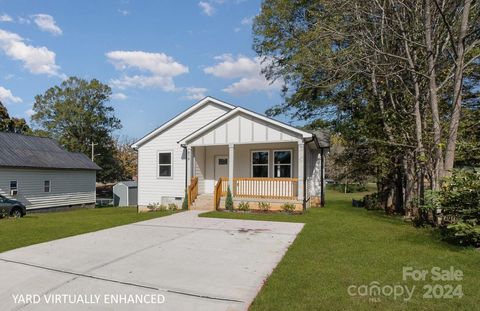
0, 195, 27, 218
325, 179, 337, 184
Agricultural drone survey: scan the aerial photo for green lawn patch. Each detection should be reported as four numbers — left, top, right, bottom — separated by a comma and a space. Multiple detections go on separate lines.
201, 191, 480, 310
0, 207, 175, 253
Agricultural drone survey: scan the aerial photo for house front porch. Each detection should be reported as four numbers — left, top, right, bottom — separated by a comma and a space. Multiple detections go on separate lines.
186, 141, 305, 211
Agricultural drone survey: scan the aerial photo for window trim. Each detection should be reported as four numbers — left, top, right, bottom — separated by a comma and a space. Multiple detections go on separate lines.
273, 149, 293, 178
251, 150, 270, 178
157, 150, 173, 179
44, 180, 51, 193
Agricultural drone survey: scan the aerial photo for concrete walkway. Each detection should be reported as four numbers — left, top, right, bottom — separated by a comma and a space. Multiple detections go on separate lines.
0, 211, 304, 310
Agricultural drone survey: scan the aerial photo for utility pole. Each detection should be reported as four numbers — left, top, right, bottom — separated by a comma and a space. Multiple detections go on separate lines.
91, 142, 98, 161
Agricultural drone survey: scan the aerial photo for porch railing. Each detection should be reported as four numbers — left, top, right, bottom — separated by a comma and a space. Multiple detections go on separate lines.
214, 177, 223, 210
218, 177, 298, 200
187, 176, 198, 209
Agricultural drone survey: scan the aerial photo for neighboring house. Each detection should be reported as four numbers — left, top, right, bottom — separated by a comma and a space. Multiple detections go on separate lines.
0, 132, 100, 211
113, 181, 138, 207
132, 97, 329, 211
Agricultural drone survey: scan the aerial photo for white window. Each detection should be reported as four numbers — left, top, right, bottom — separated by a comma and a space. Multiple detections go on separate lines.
251, 151, 269, 177
10, 180, 17, 191
44, 180, 51, 193
273, 150, 292, 178
158, 152, 172, 177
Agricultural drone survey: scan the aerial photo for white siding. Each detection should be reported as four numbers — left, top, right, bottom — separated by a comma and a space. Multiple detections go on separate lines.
306, 147, 323, 197
137, 102, 230, 205
0, 168, 96, 210
189, 113, 299, 146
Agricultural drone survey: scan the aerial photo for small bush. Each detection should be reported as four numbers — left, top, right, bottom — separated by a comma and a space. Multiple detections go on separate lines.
441, 221, 480, 247
225, 186, 234, 211
237, 201, 250, 211
258, 202, 271, 212
281, 203, 296, 213
147, 202, 167, 212
363, 193, 383, 210
168, 203, 178, 211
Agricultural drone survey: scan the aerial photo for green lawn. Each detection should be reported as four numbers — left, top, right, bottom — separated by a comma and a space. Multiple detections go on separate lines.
0, 207, 174, 253
201, 191, 480, 310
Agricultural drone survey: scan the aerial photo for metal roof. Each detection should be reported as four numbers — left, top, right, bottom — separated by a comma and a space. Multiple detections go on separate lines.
0, 132, 101, 170
116, 181, 137, 188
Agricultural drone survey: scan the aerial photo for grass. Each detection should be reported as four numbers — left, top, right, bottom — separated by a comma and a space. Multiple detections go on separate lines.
0, 207, 175, 253
201, 190, 480, 310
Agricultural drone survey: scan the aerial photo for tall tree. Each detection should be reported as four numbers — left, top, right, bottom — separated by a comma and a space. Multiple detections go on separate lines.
253, 0, 480, 214
31, 77, 122, 182
0, 101, 31, 134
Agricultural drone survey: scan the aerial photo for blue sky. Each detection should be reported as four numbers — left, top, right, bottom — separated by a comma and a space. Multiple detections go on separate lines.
0, 0, 289, 139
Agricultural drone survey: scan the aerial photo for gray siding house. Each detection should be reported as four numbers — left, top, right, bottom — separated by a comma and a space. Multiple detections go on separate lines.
0, 132, 100, 210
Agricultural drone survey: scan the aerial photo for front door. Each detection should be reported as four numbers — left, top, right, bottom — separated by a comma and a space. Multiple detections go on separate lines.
214, 155, 229, 181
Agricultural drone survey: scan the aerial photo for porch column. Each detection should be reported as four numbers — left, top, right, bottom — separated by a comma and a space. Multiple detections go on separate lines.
297, 141, 304, 201
186, 146, 193, 184
228, 144, 234, 193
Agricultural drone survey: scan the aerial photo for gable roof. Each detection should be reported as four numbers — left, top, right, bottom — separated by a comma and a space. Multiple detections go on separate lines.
178, 106, 313, 145
132, 96, 235, 149
0, 132, 101, 170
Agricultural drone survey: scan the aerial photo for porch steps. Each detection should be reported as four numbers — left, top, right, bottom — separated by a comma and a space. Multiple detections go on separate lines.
191, 194, 214, 211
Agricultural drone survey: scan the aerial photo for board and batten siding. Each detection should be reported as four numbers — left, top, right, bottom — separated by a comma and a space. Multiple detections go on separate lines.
137, 102, 231, 206
188, 112, 301, 146
0, 168, 96, 210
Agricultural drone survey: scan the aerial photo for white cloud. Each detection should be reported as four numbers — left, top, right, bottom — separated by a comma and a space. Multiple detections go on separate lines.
204, 54, 259, 78
0, 86, 22, 104
118, 9, 130, 16
106, 50, 188, 91
199, 1, 215, 16
112, 92, 128, 100
0, 14, 13, 22
241, 16, 253, 25
204, 54, 282, 95
0, 29, 62, 76
18, 17, 31, 24
25, 108, 35, 117
182, 87, 207, 100
32, 14, 63, 36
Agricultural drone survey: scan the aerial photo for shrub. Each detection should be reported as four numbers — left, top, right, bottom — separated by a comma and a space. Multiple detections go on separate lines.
237, 201, 250, 211
258, 201, 271, 212
225, 186, 233, 211
363, 192, 383, 210
281, 203, 296, 213
438, 170, 480, 247
168, 203, 178, 211
182, 189, 188, 210
147, 202, 167, 211
441, 221, 480, 247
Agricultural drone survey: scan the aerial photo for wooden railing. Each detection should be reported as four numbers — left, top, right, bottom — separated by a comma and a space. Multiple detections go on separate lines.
187, 176, 198, 209
218, 177, 298, 200
213, 177, 223, 210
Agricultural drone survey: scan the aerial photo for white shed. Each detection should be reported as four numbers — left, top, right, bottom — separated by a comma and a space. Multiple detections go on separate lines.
113, 181, 138, 207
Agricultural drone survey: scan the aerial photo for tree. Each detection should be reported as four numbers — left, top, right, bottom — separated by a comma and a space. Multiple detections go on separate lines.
114, 136, 138, 180
0, 101, 31, 134
31, 77, 122, 182
253, 0, 480, 215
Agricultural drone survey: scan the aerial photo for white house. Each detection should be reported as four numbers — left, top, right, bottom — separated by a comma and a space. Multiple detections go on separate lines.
132, 97, 329, 211
0, 132, 100, 211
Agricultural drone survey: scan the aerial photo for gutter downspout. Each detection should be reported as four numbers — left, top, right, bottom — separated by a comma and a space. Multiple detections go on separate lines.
303, 136, 316, 211
181, 144, 187, 190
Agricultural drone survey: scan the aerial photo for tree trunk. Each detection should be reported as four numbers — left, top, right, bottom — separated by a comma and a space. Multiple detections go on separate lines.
425, 0, 444, 190
444, 0, 472, 175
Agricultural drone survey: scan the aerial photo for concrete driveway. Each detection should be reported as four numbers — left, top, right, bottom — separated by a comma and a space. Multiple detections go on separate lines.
0, 211, 303, 310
